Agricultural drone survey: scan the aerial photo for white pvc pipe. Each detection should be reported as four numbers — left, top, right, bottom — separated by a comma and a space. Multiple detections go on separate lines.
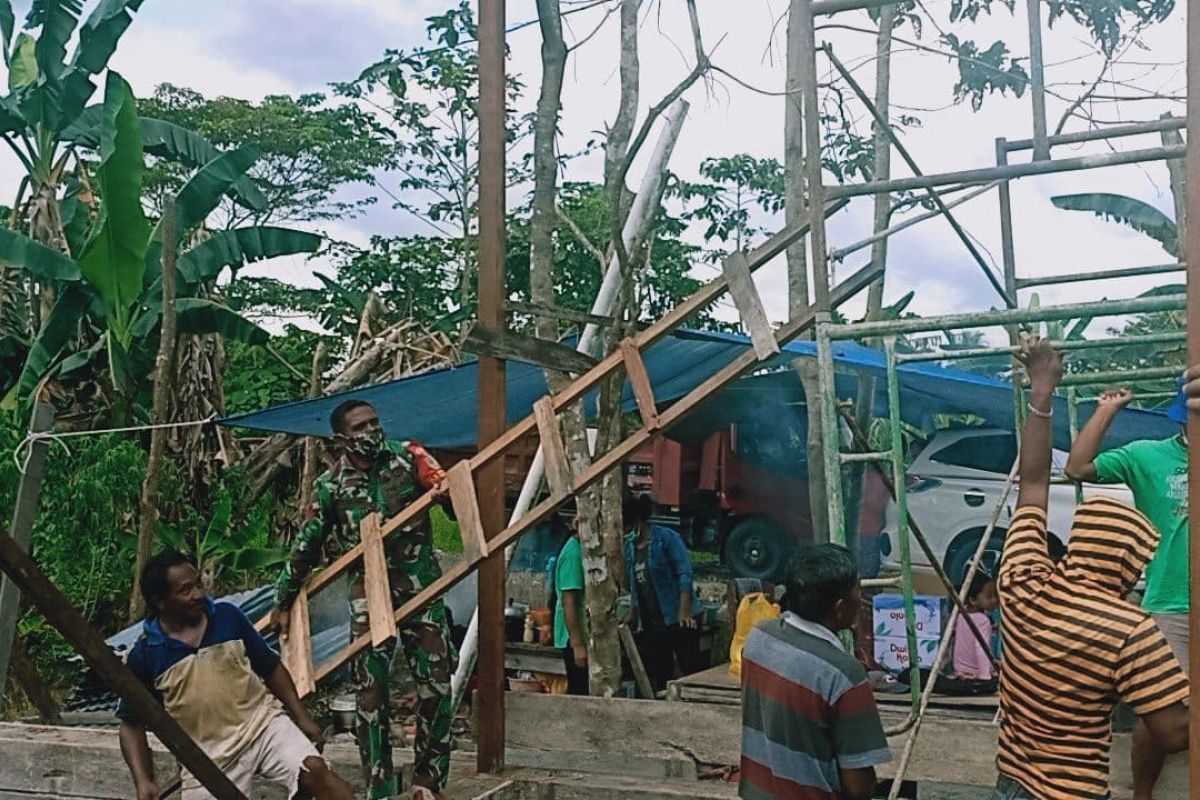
449, 99, 690, 706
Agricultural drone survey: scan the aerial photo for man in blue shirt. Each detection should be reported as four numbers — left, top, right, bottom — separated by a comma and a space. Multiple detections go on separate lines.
117, 550, 353, 800
623, 494, 698, 690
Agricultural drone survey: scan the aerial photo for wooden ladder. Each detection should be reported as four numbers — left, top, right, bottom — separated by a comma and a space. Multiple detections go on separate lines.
259, 200, 875, 696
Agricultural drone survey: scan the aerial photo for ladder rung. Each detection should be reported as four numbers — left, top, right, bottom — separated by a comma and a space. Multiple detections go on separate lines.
284, 590, 315, 698
534, 396, 573, 499
722, 251, 781, 361
360, 513, 395, 648
620, 339, 660, 429
447, 462, 490, 566
840, 450, 892, 463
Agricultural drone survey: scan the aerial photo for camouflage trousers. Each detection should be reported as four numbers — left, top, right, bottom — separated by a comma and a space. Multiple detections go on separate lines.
350, 584, 457, 798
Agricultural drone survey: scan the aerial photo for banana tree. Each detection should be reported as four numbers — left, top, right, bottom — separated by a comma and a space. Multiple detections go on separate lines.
1, 73, 321, 416
1050, 193, 1180, 258
0, 0, 267, 336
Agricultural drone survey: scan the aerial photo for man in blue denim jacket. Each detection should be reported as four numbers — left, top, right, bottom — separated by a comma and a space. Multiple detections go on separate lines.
622, 494, 699, 690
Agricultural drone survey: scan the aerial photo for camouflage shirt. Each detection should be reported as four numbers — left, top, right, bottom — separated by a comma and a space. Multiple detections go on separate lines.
275, 440, 447, 608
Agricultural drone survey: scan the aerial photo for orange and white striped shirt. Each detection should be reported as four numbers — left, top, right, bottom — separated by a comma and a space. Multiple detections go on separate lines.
997, 500, 1188, 800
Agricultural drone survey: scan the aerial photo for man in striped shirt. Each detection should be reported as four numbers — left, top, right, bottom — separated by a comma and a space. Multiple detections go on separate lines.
739, 544, 891, 800
995, 339, 1189, 800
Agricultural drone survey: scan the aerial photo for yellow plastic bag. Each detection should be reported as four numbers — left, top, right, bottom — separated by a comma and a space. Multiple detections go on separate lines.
728, 591, 781, 678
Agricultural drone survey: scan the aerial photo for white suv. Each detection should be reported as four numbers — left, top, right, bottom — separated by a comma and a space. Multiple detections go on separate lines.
879, 428, 1133, 584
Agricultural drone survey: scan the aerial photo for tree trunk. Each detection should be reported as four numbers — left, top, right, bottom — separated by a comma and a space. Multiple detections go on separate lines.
130, 207, 178, 622
530, 0, 568, 350
784, 0, 809, 317
848, 5, 896, 556
786, 0, 829, 542
8, 632, 60, 723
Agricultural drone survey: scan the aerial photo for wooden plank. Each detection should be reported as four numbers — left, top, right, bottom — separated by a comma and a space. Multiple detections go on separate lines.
618, 624, 655, 700
447, 462, 490, 566
311, 260, 883, 682
0, 530, 248, 800
721, 251, 780, 360
620, 339, 659, 429
464, 324, 598, 374
284, 590, 315, 698
359, 514, 395, 648
533, 397, 573, 499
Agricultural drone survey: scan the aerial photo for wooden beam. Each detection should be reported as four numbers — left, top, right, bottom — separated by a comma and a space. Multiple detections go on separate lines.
507, 300, 644, 331
311, 260, 881, 681
284, 590, 315, 698
721, 252, 781, 361
447, 462, 490, 566
533, 397, 573, 499
359, 514, 395, 648
618, 624, 655, 700
0, 528, 248, 800
620, 339, 660, 430
464, 324, 597, 374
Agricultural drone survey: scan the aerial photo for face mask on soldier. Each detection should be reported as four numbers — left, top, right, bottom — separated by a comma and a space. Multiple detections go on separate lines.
340, 427, 385, 463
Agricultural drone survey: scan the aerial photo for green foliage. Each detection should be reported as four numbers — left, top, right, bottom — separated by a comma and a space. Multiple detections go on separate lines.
157, 486, 286, 585
138, 84, 395, 226
676, 155, 784, 255
431, 506, 462, 554
223, 326, 340, 415
940, 34, 1028, 111
1050, 193, 1179, 257
1046, 0, 1173, 56
0, 416, 143, 688
77, 71, 150, 341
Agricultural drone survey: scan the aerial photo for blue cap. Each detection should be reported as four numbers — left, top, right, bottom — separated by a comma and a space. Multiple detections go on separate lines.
1167, 375, 1188, 424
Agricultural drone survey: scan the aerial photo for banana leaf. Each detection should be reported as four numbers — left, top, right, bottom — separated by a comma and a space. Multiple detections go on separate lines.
0, 227, 80, 280
1050, 193, 1180, 258
179, 226, 321, 284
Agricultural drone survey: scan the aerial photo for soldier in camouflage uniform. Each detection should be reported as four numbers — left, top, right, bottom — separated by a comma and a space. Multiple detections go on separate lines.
272, 399, 457, 800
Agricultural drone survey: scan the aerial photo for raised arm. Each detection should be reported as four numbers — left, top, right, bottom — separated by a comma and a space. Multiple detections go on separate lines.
1065, 389, 1133, 482
1015, 338, 1063, 512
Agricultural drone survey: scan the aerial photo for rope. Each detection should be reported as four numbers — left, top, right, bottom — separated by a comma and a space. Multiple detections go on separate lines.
12, 415, 218, 474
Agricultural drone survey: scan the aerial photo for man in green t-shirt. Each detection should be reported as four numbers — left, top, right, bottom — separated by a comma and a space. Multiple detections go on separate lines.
552, 533, 588, 694
1066, 382, 1189, 800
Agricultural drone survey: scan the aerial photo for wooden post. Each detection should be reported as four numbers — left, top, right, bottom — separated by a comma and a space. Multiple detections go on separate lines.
0, 401, 55, 716
359, 514, 395, 648
297, 343, 327, 520
0, 527, 248, 800
1184, 0, 1200, 791
476, 0, 508, 773
131, 199, 179, 622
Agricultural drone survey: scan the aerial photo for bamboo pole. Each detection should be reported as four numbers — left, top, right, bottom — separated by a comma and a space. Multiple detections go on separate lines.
826, 145, 1186, 200
1025, 0, 1049, 161
897, 330, 1187, 363
825, 293, 1185, 340
1006, 116, 1184, 152
1015, 261, 1183, 289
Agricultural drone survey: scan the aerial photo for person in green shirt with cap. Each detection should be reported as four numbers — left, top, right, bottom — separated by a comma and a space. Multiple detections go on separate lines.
1066, 378, 1189, 800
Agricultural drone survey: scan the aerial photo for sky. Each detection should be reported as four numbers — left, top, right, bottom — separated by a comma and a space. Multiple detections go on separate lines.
6, 0, 1189, 343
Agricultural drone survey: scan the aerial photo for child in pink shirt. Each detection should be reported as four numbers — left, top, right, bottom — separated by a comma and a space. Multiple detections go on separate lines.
952, 572, 999, 680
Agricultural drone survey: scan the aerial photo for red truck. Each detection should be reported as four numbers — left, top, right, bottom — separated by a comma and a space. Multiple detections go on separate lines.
432, 398, 819, 579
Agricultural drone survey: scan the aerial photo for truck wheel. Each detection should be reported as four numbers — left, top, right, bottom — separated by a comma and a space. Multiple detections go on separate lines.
724, 517, 791, 581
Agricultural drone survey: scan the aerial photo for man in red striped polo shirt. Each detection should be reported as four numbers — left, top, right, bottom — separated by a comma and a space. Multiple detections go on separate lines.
739, 544, 891, 800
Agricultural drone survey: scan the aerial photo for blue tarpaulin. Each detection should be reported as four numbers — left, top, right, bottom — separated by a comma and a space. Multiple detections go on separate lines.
220, 329, 1177, 451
